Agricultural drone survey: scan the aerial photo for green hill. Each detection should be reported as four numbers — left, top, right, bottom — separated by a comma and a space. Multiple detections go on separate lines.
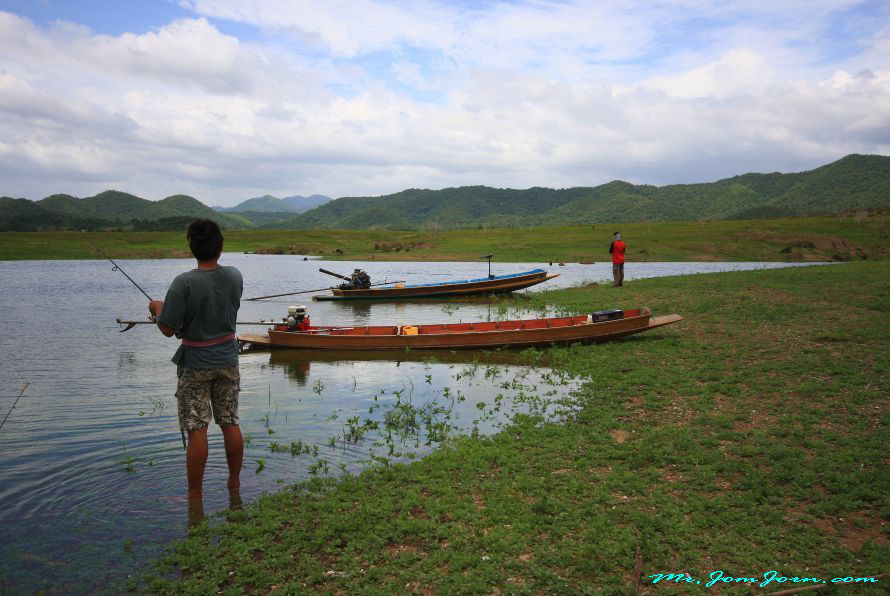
213, 194, 331, 214
0, 197, 111, 231
275, 154, 890, 229
3, 154, 888, 231
214, 195, 299, 213
1, 191, 247, 231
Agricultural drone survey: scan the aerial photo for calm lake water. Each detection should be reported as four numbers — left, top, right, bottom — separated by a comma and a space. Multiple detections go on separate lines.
0, 256, 828, 593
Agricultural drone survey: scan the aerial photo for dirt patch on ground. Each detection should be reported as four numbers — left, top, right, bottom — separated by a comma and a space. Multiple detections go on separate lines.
733, 413, 778, 433
733, 232, 871, 260
662, 467, 685, 484
386, 540, 427, 557
838, 511, 889, 551
610, 430, 631, 443
684, 242, 724, 260
622, 395, 700, 427
802, 510, 888, 552
373, 241, 430, 252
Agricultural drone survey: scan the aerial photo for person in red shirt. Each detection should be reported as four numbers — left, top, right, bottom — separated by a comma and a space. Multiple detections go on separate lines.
609, 232, 626, 287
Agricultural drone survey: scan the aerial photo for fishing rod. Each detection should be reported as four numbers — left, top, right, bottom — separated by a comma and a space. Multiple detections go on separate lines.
91, 244, 188, 449
90, 242, 154, 302
116, 318, 279, 332
246, 286, 335, 301
116, 319, 355, 333
245, 280, 405, 301
0, 383, 30, 433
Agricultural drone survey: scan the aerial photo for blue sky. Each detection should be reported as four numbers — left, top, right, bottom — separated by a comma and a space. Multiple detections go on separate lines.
0, 0, 888, 206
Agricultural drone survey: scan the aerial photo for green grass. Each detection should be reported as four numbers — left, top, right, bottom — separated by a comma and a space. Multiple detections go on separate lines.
144, 261, 890, 593
1, 213, 888, 262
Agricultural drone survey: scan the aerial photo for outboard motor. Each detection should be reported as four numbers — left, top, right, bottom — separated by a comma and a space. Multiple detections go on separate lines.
339, 268, 371, 290
284, 304, 310, 331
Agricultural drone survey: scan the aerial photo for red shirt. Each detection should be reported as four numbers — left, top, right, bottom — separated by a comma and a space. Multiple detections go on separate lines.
611, 240, 626, 265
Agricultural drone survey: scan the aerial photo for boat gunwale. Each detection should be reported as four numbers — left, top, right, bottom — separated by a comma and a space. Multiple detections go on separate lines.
397, 268, 547, 289
317, 272, 560, 301
237, 311, 681, 351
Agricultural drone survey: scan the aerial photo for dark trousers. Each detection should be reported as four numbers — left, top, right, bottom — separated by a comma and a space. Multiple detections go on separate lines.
612, 263, 624, 287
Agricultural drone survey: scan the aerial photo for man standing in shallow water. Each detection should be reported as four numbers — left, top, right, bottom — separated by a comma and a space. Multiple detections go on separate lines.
148, 219, 244, 503
609, 231, 626, 287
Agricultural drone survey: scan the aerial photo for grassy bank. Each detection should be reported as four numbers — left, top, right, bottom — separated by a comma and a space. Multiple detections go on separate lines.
146, 261, 889, 593
1, 213, 888, 262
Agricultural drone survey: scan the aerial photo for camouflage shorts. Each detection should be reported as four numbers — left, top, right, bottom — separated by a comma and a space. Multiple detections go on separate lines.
175, 366, 240, 432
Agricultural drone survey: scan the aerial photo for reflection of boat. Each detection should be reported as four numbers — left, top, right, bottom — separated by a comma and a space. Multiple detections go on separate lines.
261, 347, 544, 368
263, 355, 311, 385
312, 269, 559, 301
238, 308, 682, 351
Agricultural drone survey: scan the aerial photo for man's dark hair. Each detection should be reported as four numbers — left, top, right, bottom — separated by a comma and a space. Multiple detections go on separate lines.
187, 219, 224, 261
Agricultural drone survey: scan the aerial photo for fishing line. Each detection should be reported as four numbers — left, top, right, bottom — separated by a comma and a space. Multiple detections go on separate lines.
89, 242, 187, 450
89, 242, 154, 301
0, 383, 30, 433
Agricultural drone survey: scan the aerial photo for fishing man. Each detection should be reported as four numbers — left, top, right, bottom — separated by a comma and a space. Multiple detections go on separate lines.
148, 219, 244, 500
609, 231, 626, 287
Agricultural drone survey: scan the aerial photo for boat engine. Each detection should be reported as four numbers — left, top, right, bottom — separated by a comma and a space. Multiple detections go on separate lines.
339, 268, 371, 290
284, 304, 310, 331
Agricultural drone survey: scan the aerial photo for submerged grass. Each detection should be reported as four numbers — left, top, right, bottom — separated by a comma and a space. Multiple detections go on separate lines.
2, 213, 888, 262
145, 261, 889, 593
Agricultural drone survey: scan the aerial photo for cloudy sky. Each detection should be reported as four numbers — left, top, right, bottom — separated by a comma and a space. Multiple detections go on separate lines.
1, 0, 888, 206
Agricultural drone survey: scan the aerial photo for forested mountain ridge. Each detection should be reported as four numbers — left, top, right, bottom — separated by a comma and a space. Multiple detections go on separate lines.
276, 154, 890, 229
0, 190, 247, 232
213, 194, 331, 213
2, 154, 888, 232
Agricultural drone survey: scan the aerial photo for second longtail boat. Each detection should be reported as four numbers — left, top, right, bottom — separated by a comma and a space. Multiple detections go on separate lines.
312, 268, 560, 301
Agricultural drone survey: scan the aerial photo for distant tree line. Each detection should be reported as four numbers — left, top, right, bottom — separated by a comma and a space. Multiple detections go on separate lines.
3, 154, 889, 231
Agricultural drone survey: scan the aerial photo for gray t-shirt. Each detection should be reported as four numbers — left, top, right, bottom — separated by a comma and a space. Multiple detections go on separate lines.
157, 266, 243, 368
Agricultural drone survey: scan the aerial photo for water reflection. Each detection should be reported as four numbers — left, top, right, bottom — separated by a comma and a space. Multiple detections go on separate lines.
275, 356, 311, 386
236, 350, 583, 490
117, 351, 138, 370
326, 300, 372, 320
266, 346, 540, 371
323, 296, 502, 323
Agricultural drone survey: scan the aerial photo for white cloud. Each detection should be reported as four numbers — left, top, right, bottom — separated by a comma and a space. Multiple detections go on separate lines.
0, 2, 888, 206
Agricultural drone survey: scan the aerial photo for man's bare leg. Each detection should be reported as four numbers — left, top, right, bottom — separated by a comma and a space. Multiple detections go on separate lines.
186, 428, 209, 499
221, 424, 243, 490
187, 496, 205, 529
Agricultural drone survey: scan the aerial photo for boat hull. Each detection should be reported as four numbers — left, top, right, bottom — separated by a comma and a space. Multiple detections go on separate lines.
313, 270, 559, 301
238, 310, 682, 351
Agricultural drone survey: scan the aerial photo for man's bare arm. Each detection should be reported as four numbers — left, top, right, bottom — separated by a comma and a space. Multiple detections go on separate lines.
148, 300, 176, 337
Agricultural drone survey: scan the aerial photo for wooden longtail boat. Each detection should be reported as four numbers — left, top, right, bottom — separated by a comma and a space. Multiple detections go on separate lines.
237, 308, 682, 351
312, 269, 559, 301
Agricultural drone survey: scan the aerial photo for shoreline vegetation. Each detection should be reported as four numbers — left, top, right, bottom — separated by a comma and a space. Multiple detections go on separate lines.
1, 213, 888, 263
145, 261, 889, 593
